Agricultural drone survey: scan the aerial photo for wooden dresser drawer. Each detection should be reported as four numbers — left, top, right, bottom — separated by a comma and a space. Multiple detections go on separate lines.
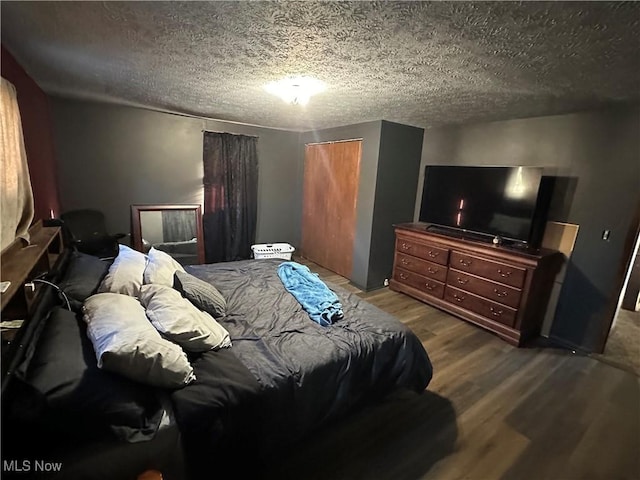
449, 251, 526, 288
445, 286, 517, 327
396, 238, 449, 266
391, 223, 563, 346
395, 253, 447, 282
394, 268, 445, 299
447, 268, 522, 309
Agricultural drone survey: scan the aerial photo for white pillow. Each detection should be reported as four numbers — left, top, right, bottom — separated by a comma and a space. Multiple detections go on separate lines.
143, 247, 186, 286
98, 244, 147, 297
140, 284, 231, 352
83, 293, 195, 388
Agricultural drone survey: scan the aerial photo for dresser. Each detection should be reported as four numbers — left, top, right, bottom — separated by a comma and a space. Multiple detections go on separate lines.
389, 223, 563, 346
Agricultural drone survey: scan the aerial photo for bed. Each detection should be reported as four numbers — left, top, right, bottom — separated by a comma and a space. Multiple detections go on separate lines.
2, 248, 432, 479
173, 259, 432, 474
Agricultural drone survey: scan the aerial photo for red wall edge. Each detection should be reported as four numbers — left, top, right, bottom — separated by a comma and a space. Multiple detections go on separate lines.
1, 45, 60, 221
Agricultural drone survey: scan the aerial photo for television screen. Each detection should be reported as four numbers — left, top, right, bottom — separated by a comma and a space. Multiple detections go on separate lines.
419, 166, 545, 244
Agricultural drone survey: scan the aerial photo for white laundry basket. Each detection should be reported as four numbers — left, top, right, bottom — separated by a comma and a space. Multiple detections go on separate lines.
251, 243, 295, 260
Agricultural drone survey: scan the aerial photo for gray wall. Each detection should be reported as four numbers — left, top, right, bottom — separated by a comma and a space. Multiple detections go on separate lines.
51, 98, 301, 248
368, 121, 424, 289
417, 105, 640, 352
300, 121, 382, 289
51, 96, 638, 351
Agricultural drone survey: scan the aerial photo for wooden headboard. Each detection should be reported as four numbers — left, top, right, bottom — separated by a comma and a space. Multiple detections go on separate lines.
0, 219, 66, 388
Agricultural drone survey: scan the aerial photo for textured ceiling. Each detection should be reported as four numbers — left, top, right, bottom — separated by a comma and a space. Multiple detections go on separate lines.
2, 1, 639, 131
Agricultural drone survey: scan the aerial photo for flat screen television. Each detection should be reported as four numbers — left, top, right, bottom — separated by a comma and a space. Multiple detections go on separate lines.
419, 165, 552, 248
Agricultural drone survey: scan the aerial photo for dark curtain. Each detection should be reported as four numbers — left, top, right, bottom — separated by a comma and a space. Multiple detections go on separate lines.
162, 210, 196, 242
202, 132, 258, 263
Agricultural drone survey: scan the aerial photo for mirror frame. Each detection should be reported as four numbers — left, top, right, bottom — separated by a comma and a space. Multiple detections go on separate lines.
130, 204, 205, 264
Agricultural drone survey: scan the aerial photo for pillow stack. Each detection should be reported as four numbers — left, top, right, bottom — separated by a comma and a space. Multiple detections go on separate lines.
78, 244, 231, 389
140, 284, 231, 352
83, 293, 195, 388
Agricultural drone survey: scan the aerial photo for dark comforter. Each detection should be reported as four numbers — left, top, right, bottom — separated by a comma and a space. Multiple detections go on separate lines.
171, 259, 432, 462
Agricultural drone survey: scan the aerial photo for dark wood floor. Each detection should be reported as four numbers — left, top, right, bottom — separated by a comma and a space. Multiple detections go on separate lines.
262, 259, 640, 480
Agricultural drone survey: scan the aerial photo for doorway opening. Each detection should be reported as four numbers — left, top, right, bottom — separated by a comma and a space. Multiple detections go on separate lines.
594, 220, 640, 376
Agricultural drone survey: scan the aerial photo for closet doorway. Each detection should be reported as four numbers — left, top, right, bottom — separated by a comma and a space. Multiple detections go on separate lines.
302, 139, 362, 278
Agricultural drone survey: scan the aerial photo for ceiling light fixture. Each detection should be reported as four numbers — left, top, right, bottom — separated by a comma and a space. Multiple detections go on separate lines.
265, 76, 325, 106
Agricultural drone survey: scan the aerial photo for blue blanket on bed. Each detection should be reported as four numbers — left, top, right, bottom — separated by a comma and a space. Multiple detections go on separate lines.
277, 262, 344, 327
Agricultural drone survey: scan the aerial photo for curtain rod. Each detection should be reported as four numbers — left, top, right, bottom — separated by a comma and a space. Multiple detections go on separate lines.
305, 137, 363, 146
201, 129, 259, 138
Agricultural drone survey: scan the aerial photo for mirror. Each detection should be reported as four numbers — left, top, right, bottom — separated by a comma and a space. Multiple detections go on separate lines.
131, 204, 205, 265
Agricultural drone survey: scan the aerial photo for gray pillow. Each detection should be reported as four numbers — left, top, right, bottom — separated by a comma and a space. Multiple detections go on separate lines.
98, 244, 147, 297
83, 293, 195, 388
143, 247, 186, 287
59, 251, 111, 310
140, 284, 231, 352
174, 271, 226, 318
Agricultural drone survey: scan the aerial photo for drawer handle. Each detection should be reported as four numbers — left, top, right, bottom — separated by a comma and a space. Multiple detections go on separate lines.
428, 251, 439, 258
399, 273, 408, 280
493, 288, 508, 298
497, 269, 512, 278
459, 258, 472, 267
490, 307, 503, 317
425, 283, 435, 291
401, 258, 411, 265
427, 267, 438, 274
456, 277, 469, 285
401, 243, 412, 250
453, 293, 465, 303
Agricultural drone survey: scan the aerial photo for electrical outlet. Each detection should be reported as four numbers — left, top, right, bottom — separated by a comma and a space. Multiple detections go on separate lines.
383, 278, 389, 287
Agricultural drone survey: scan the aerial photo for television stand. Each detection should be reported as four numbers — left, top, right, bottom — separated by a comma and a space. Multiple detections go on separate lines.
390, 223, 563, 346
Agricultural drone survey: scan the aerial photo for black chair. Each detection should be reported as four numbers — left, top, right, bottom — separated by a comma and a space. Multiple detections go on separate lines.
60, 209, 125, 258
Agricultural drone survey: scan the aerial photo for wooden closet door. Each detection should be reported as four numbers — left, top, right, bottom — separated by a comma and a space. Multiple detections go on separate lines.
302, 140, 362, 278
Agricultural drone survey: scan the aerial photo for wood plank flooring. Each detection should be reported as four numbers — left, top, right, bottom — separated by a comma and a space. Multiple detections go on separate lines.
262, 259, 640, 480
